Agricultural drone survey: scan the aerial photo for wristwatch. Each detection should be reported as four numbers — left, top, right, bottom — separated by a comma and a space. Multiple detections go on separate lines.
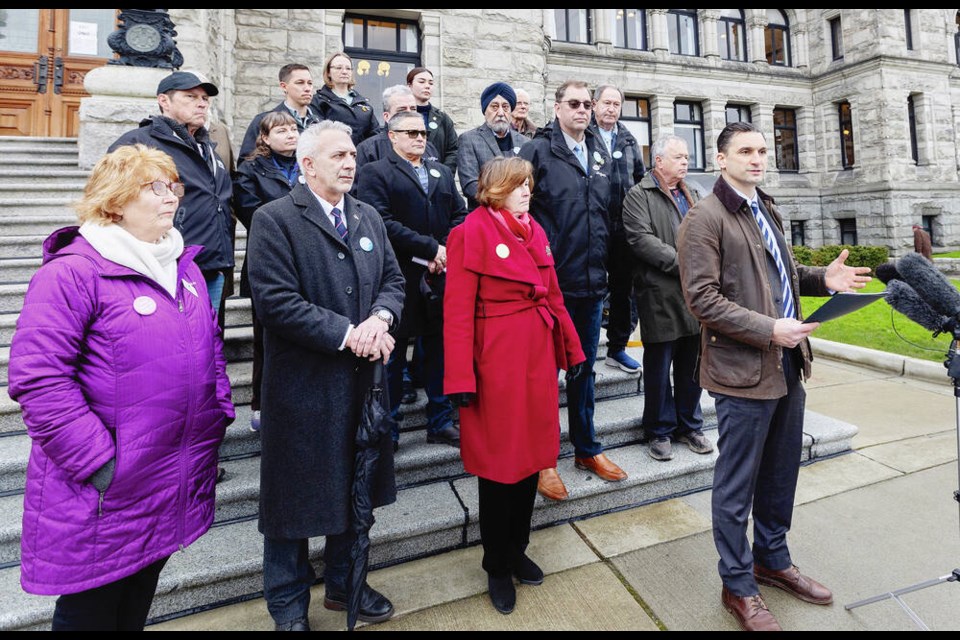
371, 308, 393, 328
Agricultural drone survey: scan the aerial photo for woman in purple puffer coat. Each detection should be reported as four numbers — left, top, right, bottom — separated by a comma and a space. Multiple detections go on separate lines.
8, 144, 234, 630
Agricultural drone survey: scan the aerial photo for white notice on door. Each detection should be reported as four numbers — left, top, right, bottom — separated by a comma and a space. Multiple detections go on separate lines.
69, 21, 99, 56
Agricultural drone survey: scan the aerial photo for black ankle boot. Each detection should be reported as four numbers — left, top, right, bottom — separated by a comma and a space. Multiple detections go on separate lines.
487, 573, 516, 614
512, 554, 544, 585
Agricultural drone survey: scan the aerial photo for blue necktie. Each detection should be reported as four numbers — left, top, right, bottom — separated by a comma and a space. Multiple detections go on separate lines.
573, 144, 588, 173
751, 201, 795, 319
331, 207, 348, 242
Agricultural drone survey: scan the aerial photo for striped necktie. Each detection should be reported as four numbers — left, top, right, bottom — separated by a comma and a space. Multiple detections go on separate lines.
331, 207, 348, 242
750, 200, 795, 319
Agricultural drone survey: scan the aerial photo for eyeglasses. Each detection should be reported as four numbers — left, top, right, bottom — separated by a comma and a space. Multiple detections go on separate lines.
329, 65, 353, 72
143, 180, 184, 198
393, 129, 428, 139
558, 99, 593, 111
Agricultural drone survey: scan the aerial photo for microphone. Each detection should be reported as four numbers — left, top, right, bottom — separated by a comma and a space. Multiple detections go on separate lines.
885, 280, 950, 333
897, 252, 960, 319
875, 262, 901, 284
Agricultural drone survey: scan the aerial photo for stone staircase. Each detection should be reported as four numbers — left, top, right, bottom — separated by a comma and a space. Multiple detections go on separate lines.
0, 136, 859, 630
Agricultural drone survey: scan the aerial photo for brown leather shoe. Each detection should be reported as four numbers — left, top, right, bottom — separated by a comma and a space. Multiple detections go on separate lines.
574, 453, 627, 481
721, 586, 782, 632
537, 468, 568, 501
755, 563, 833, 605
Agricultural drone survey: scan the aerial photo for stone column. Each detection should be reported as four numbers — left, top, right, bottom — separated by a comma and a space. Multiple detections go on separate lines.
747, 11, 768, 64
701, 10, 720, 61
78, 66, 171, 169
648, 9, 669, 56
593, 9, 613, 46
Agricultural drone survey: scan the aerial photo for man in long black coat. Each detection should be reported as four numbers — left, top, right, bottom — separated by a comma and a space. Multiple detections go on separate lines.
247, 120, 405, 631
356, 110, 467, 449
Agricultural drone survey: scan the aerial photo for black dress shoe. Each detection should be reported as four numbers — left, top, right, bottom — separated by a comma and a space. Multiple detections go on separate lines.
274, 616, 310, 631
426, 424, 460, 447
512, 555, 544, 585
401, 381, 417, 404
487, 574, 516, 614
324, 584, 394, 624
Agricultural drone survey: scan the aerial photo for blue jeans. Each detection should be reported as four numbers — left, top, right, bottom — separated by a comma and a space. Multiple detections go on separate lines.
711, 350, 805, 596
204, 270, 225, 311
562, 295, 604, 458
262, 532, 355, 625
387, 332, 453, 440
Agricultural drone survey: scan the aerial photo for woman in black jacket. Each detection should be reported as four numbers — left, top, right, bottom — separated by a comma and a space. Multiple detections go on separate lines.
234, 111, 301, 431
311, 51, 379, 146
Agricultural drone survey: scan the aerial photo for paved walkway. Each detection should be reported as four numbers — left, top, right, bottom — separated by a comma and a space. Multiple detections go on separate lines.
153, 349, 960, 631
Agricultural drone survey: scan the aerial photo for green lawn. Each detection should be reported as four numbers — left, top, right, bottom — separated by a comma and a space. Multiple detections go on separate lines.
801, 279, 955, 363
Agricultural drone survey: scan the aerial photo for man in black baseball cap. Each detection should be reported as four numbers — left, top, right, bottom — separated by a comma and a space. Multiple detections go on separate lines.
157, 70, 219, 97
109, 67, 233, 318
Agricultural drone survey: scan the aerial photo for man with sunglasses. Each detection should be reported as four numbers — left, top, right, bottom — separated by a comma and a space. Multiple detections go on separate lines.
457, 82, 529, 211
109, 71, 233, 314
519, 80, 628, 501
356, 111, 467, 450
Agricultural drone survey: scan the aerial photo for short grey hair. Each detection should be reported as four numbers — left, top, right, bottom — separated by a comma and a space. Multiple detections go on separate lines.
388, 110, 423, 132
651, 134, 687, 161
382, 84, 413, 112
592, 84, 624, 102
297, 120, 353, 169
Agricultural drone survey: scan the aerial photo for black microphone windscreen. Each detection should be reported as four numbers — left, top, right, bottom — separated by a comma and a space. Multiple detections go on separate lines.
897, 253, 960, 318
885, 280, 947, 332
875, 263, 901, 284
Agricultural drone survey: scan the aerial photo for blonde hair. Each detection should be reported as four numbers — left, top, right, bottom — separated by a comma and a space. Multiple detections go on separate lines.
476, 157, 534, 211
74, 144, 179, 225
322, 51, 355, 89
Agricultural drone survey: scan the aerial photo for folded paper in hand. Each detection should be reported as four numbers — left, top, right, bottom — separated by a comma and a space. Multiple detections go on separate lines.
802, 291, 887, 324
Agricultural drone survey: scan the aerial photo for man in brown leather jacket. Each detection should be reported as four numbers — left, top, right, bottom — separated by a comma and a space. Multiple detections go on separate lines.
677, 122, 871, 631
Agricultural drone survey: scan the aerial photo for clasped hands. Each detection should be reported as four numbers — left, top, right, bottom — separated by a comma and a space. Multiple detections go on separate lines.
427, 245, 447, 274
346, 316, 395, 363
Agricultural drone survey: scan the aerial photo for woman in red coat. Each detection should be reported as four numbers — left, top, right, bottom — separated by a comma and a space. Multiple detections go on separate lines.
444, 156, 585, 614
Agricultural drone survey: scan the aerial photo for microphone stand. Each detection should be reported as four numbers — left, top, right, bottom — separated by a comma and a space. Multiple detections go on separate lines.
844, 320, 960, 629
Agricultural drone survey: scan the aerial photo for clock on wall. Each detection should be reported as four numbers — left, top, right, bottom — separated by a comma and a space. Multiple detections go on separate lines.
124, 23, 163, 54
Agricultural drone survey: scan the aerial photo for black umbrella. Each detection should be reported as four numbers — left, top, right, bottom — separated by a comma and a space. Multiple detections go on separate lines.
346, 360, 391, 631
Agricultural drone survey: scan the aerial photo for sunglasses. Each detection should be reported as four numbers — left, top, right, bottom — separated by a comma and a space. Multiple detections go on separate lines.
558, 99, 593, 111
393, 129, 428, 139
143, 180, 184, 198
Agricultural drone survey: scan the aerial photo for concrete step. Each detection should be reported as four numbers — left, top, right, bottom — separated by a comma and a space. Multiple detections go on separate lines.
0, 314, 15, 347
0, 260, 40, 286
0, 169, 89, 186
0, 237, 49, 261
0, 184, 87, 199
0, 214, 78, 236
0, 156, 77, 167
0, 408, 858, 630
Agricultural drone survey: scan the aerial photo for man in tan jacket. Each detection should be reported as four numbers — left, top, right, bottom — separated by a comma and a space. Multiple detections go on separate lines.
677, 122, 871, 631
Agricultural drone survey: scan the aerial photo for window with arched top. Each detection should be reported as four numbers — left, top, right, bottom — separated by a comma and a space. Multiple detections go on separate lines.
718, 9, 746, 61
765, 9, 791, 67
667, 9, 699, 56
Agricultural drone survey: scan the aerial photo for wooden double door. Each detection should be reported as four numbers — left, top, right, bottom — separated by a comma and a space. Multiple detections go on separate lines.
0, 9, 116, 137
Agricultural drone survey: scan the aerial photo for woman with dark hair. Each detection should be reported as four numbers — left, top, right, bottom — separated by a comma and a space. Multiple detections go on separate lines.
234, 111, 301, 431
311, 51, 378, 145
443, 156, 585, 615
8, 144, 233, 630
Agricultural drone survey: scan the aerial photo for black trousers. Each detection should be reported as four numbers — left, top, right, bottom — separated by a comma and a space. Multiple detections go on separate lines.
605, 233, 638, 354
478, 472, 538, 577
51, 556, 169, 631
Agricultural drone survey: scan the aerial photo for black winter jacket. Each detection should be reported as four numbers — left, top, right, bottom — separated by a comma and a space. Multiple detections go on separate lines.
311, 85, 379, 146
109, 117, 234, 273
233, 154, 298, 297
518, 122, 612, 299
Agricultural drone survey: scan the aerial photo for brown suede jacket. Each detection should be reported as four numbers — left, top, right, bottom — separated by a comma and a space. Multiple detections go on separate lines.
677, 176, 829, 400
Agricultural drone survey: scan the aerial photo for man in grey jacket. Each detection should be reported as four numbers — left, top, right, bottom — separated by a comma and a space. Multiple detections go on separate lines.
457, 82, 529, 210
622, 134, 712, 462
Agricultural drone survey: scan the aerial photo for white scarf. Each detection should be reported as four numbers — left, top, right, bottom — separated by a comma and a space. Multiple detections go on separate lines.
79, 222, 184, 298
